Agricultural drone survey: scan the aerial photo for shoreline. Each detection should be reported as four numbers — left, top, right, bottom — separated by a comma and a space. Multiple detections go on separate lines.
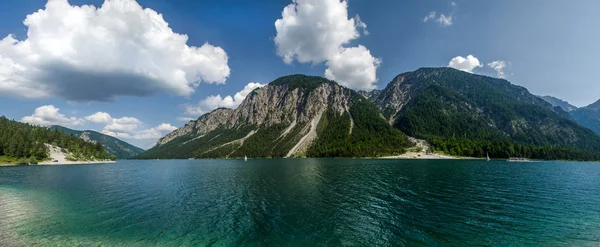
1, 160, 115, 167
378, 152, 481, 160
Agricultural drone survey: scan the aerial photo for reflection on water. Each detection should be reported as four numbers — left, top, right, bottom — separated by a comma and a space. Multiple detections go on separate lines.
1, 159, 600, 246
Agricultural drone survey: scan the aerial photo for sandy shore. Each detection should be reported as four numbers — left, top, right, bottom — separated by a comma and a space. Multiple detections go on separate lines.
36, 160, 115, 165
0, 144, 115, 166
379, 137, 481, 160
38, 144, 115, 165
380, 152, 458, 159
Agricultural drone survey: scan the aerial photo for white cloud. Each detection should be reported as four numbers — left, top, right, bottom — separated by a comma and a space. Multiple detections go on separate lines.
354, 15, 369, 35
488, 60, 508, 78
21, 105, 84, 127
448, 55, 482, 73
423, 10, 452, 27
274, 0, 360, 64
437, 14, 453, 27
325, 46, 380, 90
423, 11, 436, 22
274, 0, 379, 90
102, 123, 176, 140
156, 123, 177, 132
84, 112, 112, 124
451, 2, 457, 7
177, 117, 196, 122
184, 82, 265, 116
103, 117, 143, 133
0, 0, 230, 102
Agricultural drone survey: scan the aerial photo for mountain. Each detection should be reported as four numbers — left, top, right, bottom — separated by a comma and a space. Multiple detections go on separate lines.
540, 96, 600, 136
138, 75, 411, 159
50, 126, 144, 159
540, 96, 578, 112
369, 67, 600, 160
570, 99, 600, 136
0, 117, 110, 164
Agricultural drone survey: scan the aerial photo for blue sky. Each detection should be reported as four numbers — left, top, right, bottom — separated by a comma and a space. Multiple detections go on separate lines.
0, 0, 599, 148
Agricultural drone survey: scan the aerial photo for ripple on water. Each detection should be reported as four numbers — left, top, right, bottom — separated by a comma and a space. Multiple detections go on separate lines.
1, 159, 600, 246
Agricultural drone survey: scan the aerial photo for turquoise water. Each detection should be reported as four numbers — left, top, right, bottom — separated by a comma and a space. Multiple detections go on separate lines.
1, 159, 599, 246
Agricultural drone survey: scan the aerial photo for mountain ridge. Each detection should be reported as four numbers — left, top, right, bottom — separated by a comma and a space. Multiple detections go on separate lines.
140, 68, 600, 161
140, 75, 411, 159
50, 125, 144, 159
540, 95, 578, 112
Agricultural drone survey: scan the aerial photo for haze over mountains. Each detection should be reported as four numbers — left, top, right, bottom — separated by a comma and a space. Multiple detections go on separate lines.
138, 68, 600, 161
541, 97, 600, 137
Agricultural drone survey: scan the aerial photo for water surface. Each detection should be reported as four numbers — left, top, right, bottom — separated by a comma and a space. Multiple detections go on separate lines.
1, 159, 599, 246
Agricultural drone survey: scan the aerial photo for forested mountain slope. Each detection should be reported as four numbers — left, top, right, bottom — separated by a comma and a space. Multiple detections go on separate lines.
370, 68, 600, 160
50, 125, 144, 159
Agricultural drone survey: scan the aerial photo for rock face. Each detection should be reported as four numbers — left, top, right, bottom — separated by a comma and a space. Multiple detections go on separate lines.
157, 81, 351, 147
141, 75, 410, 159
50, 126, 144, 159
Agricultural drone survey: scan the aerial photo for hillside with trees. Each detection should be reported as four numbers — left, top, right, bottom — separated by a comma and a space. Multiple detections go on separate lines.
0, 117, 112, 164
370, 68, 600, 160
50, 125, 144, 159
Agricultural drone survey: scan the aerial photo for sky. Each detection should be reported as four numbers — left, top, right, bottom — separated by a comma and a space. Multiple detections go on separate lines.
0, 0, 599, 149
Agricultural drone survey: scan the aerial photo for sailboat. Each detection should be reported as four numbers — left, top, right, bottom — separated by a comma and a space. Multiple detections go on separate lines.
486, 153, 491, 161
244, 155, 248, 161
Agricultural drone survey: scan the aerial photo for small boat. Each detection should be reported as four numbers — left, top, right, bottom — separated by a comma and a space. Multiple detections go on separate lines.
486, 153, 490, 161
244, 156, 248, 161
507, 157, 529, 162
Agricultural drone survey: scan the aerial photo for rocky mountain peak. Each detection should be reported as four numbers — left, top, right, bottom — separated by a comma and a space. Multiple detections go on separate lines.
155, 75, 355, 147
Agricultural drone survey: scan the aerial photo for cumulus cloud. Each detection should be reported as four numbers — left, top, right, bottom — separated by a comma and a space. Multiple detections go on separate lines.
85, 112, 112, 124
325, 46, 380, 91
448, 55, 482, 73
103, 117, 143, 133
21, 105, 84, 127
184, 82, 265, 116
437, 14, 453, 27
156, 123, 177, 132
274, 0, 379, 90
102, 122, 175, 140
423, 11, 436, 22
274, 0, 359, 64
0, 0, 230, 102
84, 111, 173, 140
488, 60, 508, 78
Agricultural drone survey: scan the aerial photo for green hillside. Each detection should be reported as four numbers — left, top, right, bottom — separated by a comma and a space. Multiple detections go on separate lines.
50, 126, 144, 159
0, 117, 111, 164
383, 68, 600, 160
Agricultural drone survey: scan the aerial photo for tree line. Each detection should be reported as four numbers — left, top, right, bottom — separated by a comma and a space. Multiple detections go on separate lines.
0, 116, 112, 164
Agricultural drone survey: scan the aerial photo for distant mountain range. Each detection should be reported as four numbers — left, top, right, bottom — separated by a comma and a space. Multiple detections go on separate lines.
540, 96, 578, 112
50, 126, 144, 159
541, 97, 600, 136
137, 68, 600, 161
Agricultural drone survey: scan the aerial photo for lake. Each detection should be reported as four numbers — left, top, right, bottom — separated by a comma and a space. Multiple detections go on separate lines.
1, 159, 599, 246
